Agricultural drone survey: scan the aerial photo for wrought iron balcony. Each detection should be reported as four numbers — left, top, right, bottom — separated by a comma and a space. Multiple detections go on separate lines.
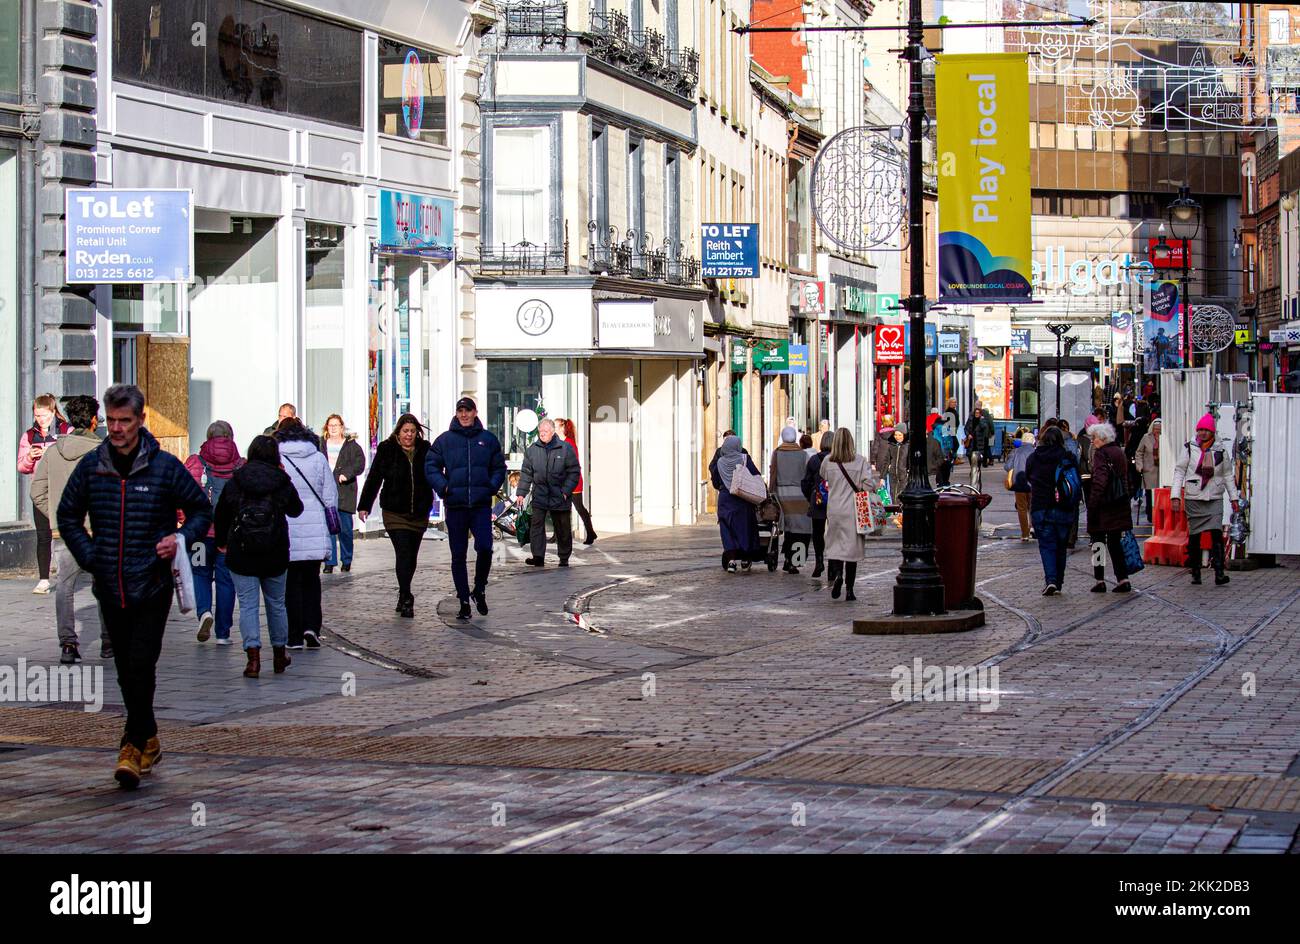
487, 1, 569, 50
588, 13, 698, 98
588, 223, 700, 284
478, 234, 569, 275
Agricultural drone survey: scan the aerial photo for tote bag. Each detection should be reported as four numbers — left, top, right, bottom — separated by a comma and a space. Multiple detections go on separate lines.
728, 464, 768, 505
835, 461, 875, 534
1120, 529, 1145, 574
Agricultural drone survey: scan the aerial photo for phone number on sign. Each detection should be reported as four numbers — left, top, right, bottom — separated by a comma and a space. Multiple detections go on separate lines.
70, 268, 157, 281
704, 267, 755, 278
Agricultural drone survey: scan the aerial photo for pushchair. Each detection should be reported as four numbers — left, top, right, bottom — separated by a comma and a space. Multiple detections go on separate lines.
755, 489, 784, 571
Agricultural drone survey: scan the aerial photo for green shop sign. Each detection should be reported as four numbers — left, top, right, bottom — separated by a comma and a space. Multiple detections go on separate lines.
730, 342, 749, 371
752, 340, 790, 373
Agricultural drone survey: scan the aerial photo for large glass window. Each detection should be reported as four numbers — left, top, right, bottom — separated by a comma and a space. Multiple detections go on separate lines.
112, 0, 363, 127
487, 359, 543, 462
0, 0, 19, 103
304, 224, 346, 431
112, 284, 182, 334
492, 126, 550, 245
377, 37, 447, 146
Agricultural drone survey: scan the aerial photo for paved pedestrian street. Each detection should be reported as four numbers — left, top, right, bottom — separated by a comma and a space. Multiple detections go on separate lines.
1, 492, 1297, 854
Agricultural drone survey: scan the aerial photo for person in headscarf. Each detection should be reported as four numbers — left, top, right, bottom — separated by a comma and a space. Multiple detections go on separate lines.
709, 434, 762, 572
769, 426, 813, 574
1172, 413, 1239, 586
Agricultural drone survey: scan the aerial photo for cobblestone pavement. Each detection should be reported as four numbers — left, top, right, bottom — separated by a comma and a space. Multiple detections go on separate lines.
0, 489, 1297, 853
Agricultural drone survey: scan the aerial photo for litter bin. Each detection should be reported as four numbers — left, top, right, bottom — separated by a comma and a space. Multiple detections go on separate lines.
934, 485, 992, 611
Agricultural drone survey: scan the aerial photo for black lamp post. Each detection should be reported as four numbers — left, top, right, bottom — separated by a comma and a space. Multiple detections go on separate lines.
1164, 186, 1202, 367
1046, 323, 1072, 420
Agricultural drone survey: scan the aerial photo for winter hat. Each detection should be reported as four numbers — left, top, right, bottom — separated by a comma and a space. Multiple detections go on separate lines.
780, 426, 798, 444
1084, 414, 1099, 428
1196, 413, 1216, 433
895, 422, 909, 436
1151, 418, 1162, 428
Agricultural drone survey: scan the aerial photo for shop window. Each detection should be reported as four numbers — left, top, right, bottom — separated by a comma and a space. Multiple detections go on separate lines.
112, 0, 363, 128
377, 37, 447, 146
0, 0, 18, 103
491, 125, 552, 246
304, 224, 346, 431
487, 360, 543, 461
112, 284, 182, 334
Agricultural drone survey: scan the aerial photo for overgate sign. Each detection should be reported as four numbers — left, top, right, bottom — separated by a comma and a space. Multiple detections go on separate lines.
701, 223, 758, 278
65, 189, 194, 284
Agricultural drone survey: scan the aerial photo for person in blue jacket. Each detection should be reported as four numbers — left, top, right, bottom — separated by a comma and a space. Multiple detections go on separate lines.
57, 384, 212, 789
426, 397, 507, 621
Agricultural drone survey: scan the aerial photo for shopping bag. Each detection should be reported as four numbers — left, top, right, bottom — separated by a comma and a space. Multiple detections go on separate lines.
728, 465, 767, 505
1120, 529, 1145, 574
171, 533, 195, 615
853, 489, 874, 534
516, 505, 532, 546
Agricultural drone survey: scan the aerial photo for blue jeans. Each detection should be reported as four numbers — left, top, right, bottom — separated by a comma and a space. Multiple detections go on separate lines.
232, 571, 288, 650
191, 538, 235, 639
327, 512, 355, 567
1031, 508, 1074, 588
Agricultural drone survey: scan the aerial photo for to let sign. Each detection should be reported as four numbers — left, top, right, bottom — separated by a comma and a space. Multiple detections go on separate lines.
65, 189, 194, 284
875, 324, 905, 364
701, 223, 758, 278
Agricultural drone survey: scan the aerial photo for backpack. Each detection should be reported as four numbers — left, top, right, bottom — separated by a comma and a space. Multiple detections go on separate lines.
1054, 457, 1082, 509
199, 458, 230, 510
229, 490, 284, 556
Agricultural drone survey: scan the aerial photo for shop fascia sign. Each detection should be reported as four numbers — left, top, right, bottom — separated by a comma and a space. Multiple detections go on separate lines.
377, 189, 454, 259
1031, 246, 1156, 296
752, 340, 789, 373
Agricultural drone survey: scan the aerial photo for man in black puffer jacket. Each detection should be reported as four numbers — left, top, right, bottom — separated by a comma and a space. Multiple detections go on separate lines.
425, 398, 507, 620
57, 384, 211, 789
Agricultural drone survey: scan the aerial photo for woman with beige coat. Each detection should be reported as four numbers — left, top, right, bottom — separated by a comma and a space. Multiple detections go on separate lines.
820, 427, 877, 601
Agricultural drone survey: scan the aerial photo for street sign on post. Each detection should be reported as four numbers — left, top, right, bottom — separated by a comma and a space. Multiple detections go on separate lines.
701, 223, 758, 278
65, 189, 194, 284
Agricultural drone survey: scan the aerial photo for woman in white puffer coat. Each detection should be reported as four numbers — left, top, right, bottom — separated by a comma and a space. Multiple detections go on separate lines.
274, 419, 338, 650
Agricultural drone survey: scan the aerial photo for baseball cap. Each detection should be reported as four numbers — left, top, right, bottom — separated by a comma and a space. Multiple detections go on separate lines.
455, 397, 477, 412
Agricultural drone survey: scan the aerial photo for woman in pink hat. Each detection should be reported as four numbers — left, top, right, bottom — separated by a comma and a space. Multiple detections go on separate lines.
1172, 413, 1239, 585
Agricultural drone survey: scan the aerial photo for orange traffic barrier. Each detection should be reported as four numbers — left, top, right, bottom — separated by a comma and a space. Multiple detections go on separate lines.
1142, 486, 1211, 567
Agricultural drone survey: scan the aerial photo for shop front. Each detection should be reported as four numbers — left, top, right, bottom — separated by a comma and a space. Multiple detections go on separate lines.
474, 282, 705, 534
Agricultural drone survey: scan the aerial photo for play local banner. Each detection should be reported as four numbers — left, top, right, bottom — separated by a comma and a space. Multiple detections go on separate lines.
1143, 280, 1183, 370
1111, 310, 1134, 362
936, 53, 1032, 303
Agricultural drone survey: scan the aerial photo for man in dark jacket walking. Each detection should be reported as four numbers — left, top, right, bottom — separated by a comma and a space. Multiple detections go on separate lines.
516, 418, 581, 569
964, 406, 995, 473
426, 398, 507, 620
57, 384, 211, 789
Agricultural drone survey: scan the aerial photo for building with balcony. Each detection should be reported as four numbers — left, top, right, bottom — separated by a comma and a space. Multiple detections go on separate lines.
474, 0, 706, 533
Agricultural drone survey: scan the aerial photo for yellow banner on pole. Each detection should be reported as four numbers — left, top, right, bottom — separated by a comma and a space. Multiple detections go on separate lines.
936, 53, 1032, 303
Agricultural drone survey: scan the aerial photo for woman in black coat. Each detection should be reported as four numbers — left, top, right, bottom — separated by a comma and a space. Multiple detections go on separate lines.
1086, 422, 1133, 593
214, 435, 304, 678
356, 414, 433, 617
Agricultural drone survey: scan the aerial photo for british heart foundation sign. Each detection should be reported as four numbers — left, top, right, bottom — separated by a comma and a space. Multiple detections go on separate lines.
875, 324, 905, 365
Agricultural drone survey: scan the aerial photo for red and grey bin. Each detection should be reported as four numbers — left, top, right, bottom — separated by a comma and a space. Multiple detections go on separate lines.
934, 485, 991, 611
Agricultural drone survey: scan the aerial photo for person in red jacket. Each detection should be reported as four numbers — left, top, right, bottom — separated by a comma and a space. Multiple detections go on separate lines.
17, 393, 70, 593
184, 421, 245, 644
559, 418, 596, 545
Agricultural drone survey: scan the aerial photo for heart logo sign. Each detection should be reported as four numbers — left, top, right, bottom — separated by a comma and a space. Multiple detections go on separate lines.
1149, 282, 1179, 321
875, 325, 905, 365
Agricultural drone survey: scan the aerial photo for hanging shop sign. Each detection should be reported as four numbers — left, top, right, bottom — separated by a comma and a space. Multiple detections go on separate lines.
378, 189, 454, 258
731, 341, 749, 371
65, 189, 194, 283
936, 53, 1033, 303
1269, 326, 1300, 345
701, 223, 758, 278
874, 324, 906, 364
788, 344, 809, 374
753, 340, 790, 373
796, 281, 825, 314
1009, 328, 1031, 352
1143, 279, 1183, 369
1234, 328, 1254, 346
904, 322, 939, 358
937, 332, 961, 354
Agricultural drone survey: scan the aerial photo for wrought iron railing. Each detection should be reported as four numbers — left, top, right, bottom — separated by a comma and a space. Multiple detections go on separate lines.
478, 235, 569, 275
588, 222, 699, 284
588, 12, 698, 97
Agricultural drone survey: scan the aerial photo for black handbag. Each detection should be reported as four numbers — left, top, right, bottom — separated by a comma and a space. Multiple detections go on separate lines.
284, 456, 342, 535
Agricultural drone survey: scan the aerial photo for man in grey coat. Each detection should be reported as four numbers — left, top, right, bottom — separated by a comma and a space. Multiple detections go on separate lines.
515, 418, 581, 567
31, 395, 107, 664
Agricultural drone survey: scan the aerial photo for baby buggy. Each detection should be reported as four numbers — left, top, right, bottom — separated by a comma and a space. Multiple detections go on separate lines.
756, 489, 784, 571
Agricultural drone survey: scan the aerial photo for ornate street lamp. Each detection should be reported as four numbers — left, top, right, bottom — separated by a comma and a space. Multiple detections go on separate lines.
1165, 186, 1202, 367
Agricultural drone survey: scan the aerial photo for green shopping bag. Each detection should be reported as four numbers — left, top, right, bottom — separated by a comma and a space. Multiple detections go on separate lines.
516, 505, 532, 546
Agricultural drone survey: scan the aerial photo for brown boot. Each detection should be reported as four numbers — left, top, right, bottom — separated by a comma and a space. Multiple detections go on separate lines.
114, 743, 142, 789
243, 647, 261, 678
272, 646, 292, 674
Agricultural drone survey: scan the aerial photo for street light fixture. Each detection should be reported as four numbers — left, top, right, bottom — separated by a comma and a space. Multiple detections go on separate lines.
1164, 185, 1202, 368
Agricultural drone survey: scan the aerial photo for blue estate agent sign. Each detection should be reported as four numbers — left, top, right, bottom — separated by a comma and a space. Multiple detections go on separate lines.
65, 189, 194, 284
701, 223, 758, 278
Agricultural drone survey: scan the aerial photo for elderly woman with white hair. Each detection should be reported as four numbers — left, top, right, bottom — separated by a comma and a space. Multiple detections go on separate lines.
1086, 422, 1133, 593
769, 426, 813, 573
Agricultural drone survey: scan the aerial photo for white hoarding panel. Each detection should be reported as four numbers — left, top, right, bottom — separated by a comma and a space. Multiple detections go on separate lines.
1158, 367, 1210, 488
1247, 394, 1300, 555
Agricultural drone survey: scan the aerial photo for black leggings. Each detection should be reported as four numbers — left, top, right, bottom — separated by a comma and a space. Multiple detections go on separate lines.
571, 491, 595, 541
811, 519, 826, 569
31, 500, 52, 580
389, 529, 424, 599
827, 560, 858, 592
1089, 530, 1129, 583
285, 560, 323, 645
